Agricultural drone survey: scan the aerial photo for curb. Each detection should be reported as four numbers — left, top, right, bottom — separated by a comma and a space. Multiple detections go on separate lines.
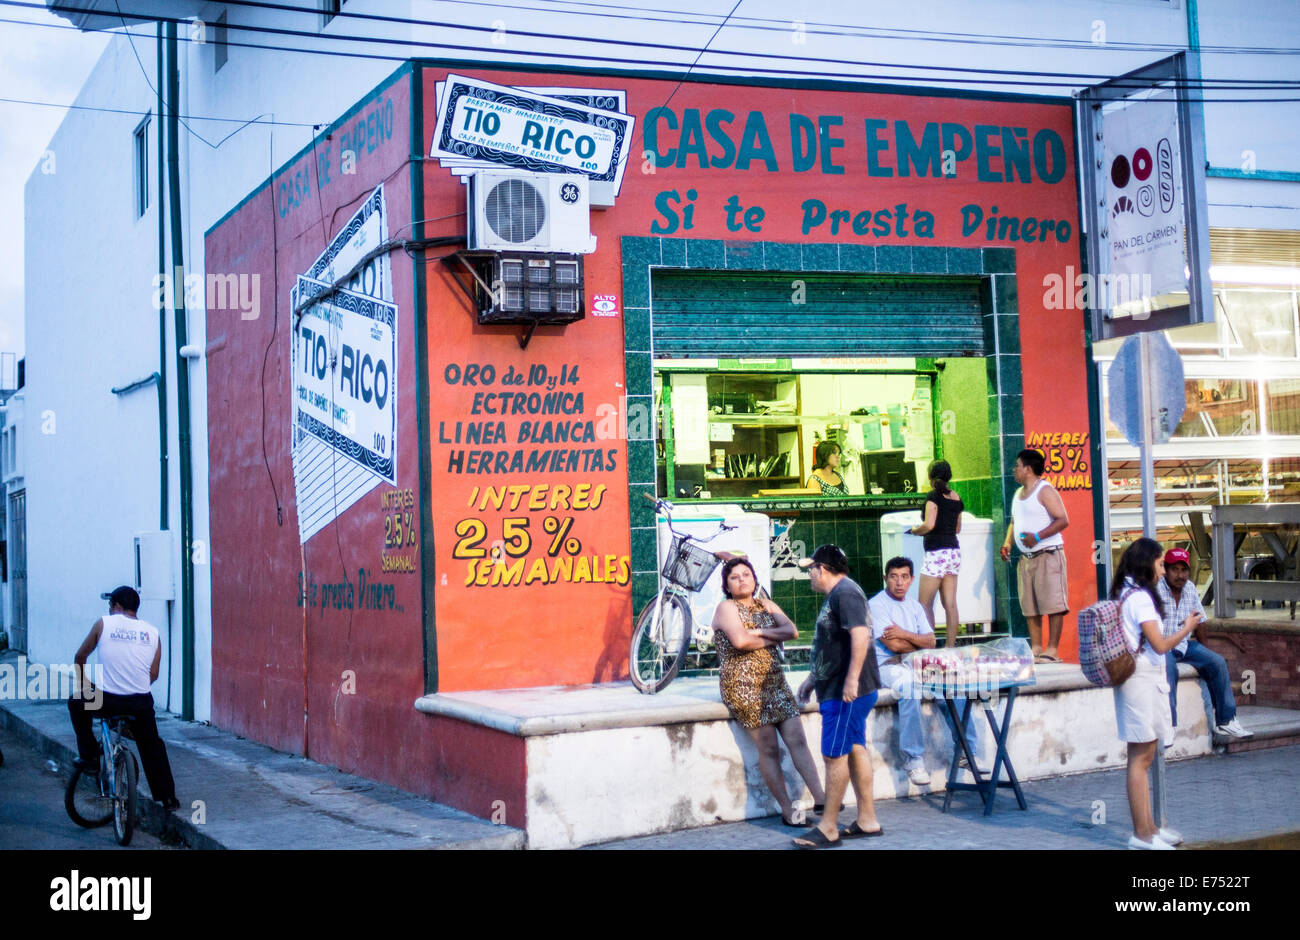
0, 701, 224, 850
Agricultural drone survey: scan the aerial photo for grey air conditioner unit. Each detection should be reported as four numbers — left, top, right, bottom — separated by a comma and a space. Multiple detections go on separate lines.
467, 170, 597, 254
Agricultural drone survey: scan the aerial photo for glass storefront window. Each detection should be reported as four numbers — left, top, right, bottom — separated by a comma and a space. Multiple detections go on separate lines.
655, 359, 938, 499
1173, 378, 1260, 438
1221, 290, 1298, 359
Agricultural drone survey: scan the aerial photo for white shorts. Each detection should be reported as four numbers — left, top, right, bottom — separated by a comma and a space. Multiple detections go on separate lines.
1113, 656, 1173, 746
922, 548, 962, 578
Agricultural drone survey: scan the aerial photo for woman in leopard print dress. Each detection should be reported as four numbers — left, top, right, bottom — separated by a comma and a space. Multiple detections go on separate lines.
713, 558, 826, 826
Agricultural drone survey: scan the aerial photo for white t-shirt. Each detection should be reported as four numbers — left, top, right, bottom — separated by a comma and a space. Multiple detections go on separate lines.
869, 589, 933, 669
97, 612, 160, 695
1119, 578, 1165, 669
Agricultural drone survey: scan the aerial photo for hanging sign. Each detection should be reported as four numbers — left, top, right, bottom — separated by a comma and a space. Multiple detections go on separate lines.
1078, 52, 1213, 341
292, 275, 398, 482
430, 74, 634, 193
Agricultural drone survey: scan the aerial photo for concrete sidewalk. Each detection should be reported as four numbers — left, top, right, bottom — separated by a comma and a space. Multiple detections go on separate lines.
590, 740, 1300, 850
0, 650, 523, 850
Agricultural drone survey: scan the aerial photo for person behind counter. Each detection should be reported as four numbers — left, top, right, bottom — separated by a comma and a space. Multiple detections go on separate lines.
910, 459, 963, 647
711, 557, 827, 826
1111, 538, 1199, 850
804, 440, 850, 496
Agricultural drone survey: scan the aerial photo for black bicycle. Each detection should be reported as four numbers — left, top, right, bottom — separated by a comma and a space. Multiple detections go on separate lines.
65, 715, 139, 846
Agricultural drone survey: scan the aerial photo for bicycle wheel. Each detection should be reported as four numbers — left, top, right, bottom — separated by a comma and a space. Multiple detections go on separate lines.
65, 761, 113, 828
629, 591, 692, 694
112, 749, 138, 846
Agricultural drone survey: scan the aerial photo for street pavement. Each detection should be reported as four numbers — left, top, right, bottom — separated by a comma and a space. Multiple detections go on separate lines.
0, 725, 178, 850
3, 640, 1297, 851
589, 743, 1300, 849
0, 651, 523, 850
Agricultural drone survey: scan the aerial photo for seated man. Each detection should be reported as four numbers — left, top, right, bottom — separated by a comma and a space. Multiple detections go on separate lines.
869, 556, 980, 786
1155, 549, 1252, 739
68, 586, 181, 810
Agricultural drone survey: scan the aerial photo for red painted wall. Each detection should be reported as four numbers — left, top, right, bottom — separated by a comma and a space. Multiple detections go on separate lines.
205, 69, 438, 788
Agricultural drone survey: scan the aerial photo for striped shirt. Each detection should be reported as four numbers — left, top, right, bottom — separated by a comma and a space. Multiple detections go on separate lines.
1154, 577, 1201, 656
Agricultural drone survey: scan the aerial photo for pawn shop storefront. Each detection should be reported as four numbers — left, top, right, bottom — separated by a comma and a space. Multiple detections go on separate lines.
205, 60, 1100, 823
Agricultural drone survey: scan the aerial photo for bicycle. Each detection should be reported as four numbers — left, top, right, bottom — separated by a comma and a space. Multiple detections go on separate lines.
65, 714, 139, 846
629, 494, 745, 694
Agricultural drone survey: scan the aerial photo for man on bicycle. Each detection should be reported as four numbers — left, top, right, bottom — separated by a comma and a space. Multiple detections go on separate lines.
68, 586, 180, 811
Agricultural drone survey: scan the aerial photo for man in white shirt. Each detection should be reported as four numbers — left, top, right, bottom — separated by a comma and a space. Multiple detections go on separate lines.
870, 557, 980, 786
68, 586, 180, 811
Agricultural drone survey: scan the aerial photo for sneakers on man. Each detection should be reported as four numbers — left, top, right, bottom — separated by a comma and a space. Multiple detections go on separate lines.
957, 756, 986, 775
1128, 833, 1175, 850
904, 758, 931, 786
72, 757, 100, 776
158, 797, 181, 812
1215, 718, 1254, 738
1157, 827, 1184, 846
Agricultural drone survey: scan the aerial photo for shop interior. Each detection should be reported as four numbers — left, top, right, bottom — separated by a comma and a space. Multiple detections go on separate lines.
654, 357, 991, 503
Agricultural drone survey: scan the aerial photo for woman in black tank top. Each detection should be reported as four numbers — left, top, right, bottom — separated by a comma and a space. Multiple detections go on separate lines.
910, 460, 964, 647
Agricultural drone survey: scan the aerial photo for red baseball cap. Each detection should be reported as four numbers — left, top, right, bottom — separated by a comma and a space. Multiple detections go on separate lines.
1163, 548, 1191, 566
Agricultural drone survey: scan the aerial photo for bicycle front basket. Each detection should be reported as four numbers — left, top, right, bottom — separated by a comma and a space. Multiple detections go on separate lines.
661, 534, 721, 591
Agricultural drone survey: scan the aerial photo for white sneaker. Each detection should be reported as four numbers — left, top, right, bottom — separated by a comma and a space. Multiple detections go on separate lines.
1216, 718, 1254, 738
957, 756, 986, 774
1128, 833, 1175, 850
905, 759, 931, 786
1157, 827, 1183, 846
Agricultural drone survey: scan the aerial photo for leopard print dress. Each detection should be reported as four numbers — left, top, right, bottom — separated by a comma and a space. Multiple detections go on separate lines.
715, 601, 801, 730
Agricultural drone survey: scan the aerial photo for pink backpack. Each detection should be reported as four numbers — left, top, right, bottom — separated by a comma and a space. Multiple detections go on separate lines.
1077, 588, 1141, 687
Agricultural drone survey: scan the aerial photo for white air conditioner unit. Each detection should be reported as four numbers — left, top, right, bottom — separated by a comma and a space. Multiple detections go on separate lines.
468, 171, 597, 254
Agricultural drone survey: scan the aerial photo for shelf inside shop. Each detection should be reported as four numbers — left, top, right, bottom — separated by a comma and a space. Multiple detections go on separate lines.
709, 413, 886, 424
703, 475, 800, 483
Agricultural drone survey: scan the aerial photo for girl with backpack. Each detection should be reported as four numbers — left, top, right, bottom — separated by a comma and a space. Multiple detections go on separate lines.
1110, 538, 1200, 849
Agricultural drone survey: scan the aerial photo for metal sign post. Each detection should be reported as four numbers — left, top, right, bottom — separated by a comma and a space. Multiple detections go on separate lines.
1137, 333, 1166, 828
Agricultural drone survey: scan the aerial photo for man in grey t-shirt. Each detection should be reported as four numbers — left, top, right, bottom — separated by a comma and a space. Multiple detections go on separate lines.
792, 545, 882, 848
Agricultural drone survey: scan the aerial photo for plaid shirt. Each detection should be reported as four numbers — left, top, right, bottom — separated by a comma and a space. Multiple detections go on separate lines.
1154, 577, 1201, 656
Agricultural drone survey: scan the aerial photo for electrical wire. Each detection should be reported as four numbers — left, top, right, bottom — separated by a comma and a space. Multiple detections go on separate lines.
0, 91, 317, 127
221, 0, 1300, 57
4, 1, 1300, 103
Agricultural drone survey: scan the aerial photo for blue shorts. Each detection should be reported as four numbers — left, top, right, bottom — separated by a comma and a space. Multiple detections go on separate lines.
819, 692, 878, 758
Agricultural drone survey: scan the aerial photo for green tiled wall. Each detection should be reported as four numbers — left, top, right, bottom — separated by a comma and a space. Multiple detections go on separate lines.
621, 236, 1027, 632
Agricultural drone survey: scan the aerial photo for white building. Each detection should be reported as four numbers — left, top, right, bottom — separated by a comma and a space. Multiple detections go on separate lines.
0, 359, 24, 652
23, 0, 1300, 722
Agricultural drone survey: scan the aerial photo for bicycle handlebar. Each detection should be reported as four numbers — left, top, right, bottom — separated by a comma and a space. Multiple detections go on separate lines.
641, 490, 737, 542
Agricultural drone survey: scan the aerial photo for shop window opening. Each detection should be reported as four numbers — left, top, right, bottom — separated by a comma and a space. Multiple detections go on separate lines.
653, 358, 991, 501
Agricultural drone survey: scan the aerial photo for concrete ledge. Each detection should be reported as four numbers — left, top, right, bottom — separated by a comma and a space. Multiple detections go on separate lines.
1205, 618, 1300, 636
414, 662, 1197, 736
417, 663, 1217, 848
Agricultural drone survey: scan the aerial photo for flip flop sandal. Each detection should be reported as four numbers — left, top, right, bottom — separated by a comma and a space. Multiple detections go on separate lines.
792, 828, 842, 850
1034, 653, 1061, 664
839, 821, 884, 839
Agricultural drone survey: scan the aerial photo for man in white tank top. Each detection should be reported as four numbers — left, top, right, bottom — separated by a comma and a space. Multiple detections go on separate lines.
999, 449, 1070, 663
68, 586, 179, 810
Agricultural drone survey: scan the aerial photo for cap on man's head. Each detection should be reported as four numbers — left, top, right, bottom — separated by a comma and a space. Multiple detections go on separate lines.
797, 544, 849, 574
101, 585, 140, 612
1163, 548, 1191, 567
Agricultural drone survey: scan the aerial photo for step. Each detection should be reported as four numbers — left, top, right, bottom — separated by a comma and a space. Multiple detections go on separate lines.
1213, 704, 1300, 754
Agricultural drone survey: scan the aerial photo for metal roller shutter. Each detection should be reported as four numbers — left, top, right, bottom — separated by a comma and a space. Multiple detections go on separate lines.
651, 270, 985, 358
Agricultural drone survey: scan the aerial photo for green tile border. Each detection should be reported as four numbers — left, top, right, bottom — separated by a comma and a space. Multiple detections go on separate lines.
619, 236, 1025, 634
